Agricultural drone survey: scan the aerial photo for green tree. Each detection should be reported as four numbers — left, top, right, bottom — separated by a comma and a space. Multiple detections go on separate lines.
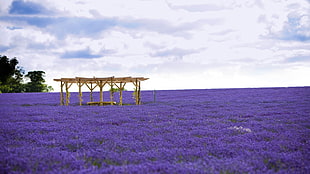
0, 55, 53, 93
7, 66, 25, 93
24, 71, 53, 92
0, 55, 24, 93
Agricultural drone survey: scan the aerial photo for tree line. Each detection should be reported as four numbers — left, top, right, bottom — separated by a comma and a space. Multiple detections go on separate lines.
0, 55, 53, 93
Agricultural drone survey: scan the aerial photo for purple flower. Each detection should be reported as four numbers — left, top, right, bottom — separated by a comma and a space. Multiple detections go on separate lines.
0, 87, 309, 173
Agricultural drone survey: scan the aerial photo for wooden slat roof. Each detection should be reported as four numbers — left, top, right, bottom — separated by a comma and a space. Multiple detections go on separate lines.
54, 76, 149, 83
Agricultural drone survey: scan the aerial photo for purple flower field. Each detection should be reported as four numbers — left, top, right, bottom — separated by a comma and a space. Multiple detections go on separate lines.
1, 87, 310, 173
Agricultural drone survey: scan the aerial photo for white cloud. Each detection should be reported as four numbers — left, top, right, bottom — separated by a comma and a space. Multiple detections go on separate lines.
0, 0, 14, 15
0, 0, 309, 91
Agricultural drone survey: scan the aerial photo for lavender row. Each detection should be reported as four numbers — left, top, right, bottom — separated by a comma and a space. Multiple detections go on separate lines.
1, 87, 310, 173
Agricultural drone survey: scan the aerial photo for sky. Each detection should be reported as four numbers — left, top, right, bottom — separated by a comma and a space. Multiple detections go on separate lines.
0, 0, 310, 91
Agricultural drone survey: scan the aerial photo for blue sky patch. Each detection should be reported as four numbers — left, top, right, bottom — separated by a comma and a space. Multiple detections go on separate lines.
0, 16, 118, 38
61, 49, 101, 59
7, 26, 23, 30
281, 14, 310, 41
52, 18, 117, 37
0, 16, 56, 28
0, 45, 11, 52
286, 56, 310, 63
9, 0, 49, 15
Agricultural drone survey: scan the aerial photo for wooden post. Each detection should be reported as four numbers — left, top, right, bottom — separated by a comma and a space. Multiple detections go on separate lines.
77, 80, 83, 106
65, 82, 70, 106
60, 81, 64, 105
119, 83, 123, 106
134, 79, 138, 105
110, 77, 114, 105
90, 83, 94, 102
119, 82, 126, 106
137, 81, 141, 105
99, 81, 104, 106
95, 79, 107, 106
65, 82, 73, 106
85, 82, 97, 102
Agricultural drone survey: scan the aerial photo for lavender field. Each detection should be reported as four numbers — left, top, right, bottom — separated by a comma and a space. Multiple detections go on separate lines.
1, 87, 310, 173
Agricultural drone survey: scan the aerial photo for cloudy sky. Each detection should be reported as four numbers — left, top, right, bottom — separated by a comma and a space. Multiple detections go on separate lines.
0, 0, 309, 91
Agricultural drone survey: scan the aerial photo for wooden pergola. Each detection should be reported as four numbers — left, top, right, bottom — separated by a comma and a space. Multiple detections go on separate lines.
53, 76, 149, 106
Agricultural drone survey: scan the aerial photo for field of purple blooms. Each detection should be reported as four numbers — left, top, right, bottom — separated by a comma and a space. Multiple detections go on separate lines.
1, 87, 310, 173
